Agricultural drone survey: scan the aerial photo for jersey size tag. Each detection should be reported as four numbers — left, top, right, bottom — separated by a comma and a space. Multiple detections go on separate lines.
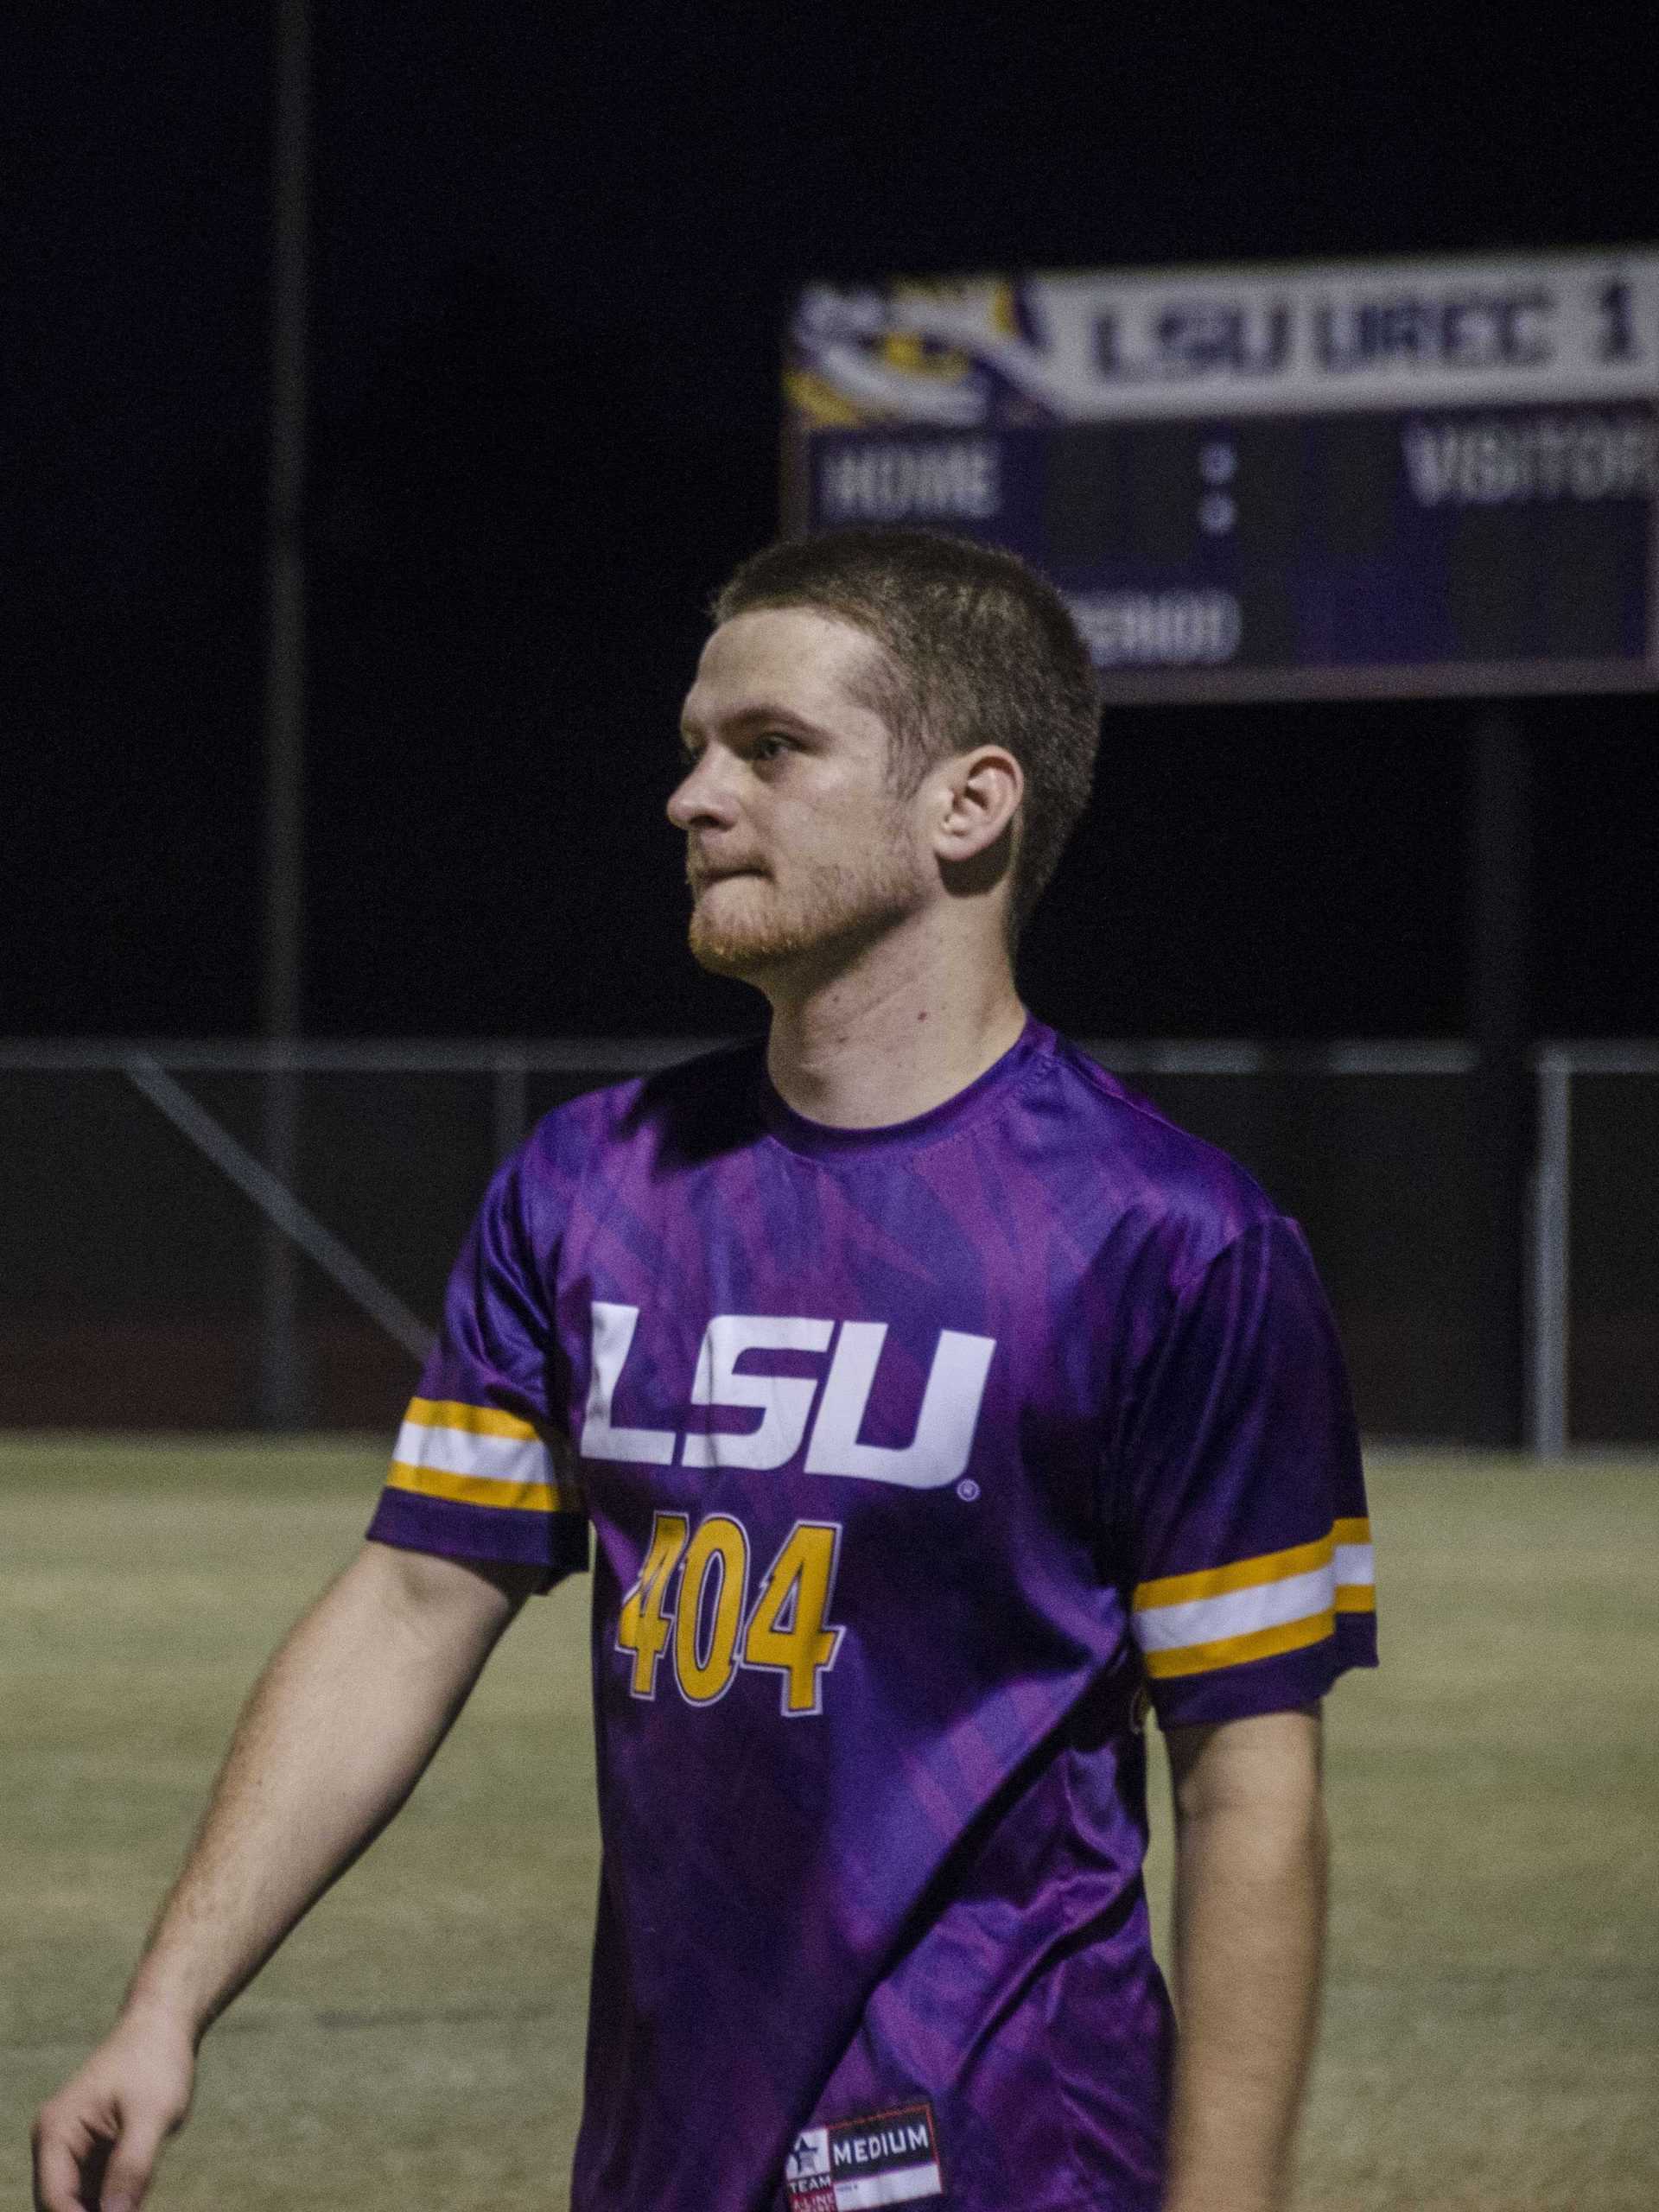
785, 2102, 944, 2210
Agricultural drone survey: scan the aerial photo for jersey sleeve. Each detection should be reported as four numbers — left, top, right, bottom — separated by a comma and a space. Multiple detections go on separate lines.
365, 1145, 588, 1591
1116, 1214, 1376, 1727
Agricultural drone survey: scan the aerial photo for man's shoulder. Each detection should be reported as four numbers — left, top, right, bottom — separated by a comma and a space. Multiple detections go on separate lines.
517, 1034, 768, 1184
1037, 1027, 1282, 1274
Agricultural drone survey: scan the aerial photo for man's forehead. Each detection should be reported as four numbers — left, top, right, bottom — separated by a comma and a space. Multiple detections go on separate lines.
681, 606, 887, 734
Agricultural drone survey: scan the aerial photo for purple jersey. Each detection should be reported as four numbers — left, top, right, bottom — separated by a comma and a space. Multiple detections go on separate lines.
367, 1017, 1376, 2212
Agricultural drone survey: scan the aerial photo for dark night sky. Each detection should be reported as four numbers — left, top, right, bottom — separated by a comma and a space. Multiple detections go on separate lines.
6, 3, 1656, 1044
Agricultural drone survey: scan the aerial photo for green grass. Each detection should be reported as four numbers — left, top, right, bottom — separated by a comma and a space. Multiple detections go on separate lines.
3, 1440, 1656, 2210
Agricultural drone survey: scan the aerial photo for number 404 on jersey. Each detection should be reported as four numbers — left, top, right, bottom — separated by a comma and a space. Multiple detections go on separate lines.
617, 1513, 845, 1716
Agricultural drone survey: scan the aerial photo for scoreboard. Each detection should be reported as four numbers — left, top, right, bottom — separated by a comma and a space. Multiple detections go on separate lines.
783, 251, 1659, 701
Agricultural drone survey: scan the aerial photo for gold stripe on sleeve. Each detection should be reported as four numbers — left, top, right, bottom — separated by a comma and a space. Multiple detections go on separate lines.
404, 1397, 541, 1441
1141, 1609, 1335, 1680
386, 1460, 571, 1516
1335, 1585, 1376, 1613
1332, 1515, 1372, 1546
1133, 1530, 1334, 1613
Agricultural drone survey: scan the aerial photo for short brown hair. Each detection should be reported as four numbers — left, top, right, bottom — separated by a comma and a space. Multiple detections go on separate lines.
711, 528, 1100, 944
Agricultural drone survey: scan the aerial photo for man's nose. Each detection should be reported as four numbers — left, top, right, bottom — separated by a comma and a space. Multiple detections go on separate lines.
666, 753, 737, 830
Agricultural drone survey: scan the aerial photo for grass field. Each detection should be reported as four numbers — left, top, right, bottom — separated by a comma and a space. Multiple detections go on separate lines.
3, 1439, 1656, 2211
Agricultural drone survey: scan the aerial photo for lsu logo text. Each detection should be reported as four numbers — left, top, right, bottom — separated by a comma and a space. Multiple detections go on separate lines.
582, 1305, 996, 1490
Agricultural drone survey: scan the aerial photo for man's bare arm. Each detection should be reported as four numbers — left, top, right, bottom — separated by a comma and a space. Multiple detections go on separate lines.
32, 1540, 543, 2212
1160, 1705, 1327, 2212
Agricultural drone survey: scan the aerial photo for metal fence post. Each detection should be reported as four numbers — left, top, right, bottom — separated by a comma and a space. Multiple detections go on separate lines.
493, 1049, 529, 1164
257, 1066, 308, 1427
1529, 1056, 1572, 1458
258, 0, 312, 1429
1467, 709, 1533, 1450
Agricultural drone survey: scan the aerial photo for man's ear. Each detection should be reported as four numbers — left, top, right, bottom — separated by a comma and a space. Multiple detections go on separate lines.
933, 747, 1023, 864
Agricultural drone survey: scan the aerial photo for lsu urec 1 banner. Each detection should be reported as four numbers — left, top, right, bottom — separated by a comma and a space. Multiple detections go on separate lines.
785, 250, 1659, 429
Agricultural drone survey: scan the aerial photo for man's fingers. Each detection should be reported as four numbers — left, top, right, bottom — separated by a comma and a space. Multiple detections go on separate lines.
31, 2107, 99, 2212
32, 2081, 182, 2212
99, 2105, 175, 2212
101, 2088, 188, 2212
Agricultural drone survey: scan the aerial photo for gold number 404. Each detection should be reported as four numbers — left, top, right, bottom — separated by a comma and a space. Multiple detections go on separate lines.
616, 1511, 844, 1715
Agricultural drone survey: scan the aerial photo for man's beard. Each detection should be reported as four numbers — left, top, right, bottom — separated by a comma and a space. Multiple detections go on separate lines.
687, 847, 923, 982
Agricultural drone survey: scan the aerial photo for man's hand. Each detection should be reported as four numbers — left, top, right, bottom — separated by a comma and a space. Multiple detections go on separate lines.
32, 2002, 194, 2212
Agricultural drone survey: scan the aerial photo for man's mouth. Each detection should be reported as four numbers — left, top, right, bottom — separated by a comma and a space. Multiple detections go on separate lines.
691, 867, 763, 890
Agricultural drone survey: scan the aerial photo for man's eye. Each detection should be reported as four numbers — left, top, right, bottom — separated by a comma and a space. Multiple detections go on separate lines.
752, 735, 788, 763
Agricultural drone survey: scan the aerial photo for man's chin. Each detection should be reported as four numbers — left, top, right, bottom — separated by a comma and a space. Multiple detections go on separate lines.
686, 877, 785, 980
685, 872, 917, 983
685, 918, 784, 981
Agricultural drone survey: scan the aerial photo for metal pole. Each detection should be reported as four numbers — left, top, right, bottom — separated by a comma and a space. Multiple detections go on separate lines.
1528, 1058, 1572, 1457
1467, 709, 1532, 1450
493, 1049, 530, 1164
258, 0, 311, 1427
130, 1061, 435, 1364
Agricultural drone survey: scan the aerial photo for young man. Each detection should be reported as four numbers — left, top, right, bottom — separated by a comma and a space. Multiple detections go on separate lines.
35, 529, 1376, 2212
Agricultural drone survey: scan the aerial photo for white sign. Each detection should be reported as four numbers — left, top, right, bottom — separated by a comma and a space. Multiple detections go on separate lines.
789, 250, 1659, 423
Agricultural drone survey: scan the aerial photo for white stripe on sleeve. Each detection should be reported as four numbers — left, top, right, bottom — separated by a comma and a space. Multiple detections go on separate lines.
392, 1417, 554, 1491
1134, 1560, 1337, 1654
1334, 1540, 1375, 1588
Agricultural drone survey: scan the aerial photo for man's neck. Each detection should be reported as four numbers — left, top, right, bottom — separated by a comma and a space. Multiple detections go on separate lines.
763, 944, 1027, 1130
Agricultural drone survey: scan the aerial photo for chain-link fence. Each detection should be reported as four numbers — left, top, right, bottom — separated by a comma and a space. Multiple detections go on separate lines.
4, 1039, 1655, 1444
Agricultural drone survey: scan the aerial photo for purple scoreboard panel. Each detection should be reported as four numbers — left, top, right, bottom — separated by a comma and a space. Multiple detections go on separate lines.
783, 251, 1659, 702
